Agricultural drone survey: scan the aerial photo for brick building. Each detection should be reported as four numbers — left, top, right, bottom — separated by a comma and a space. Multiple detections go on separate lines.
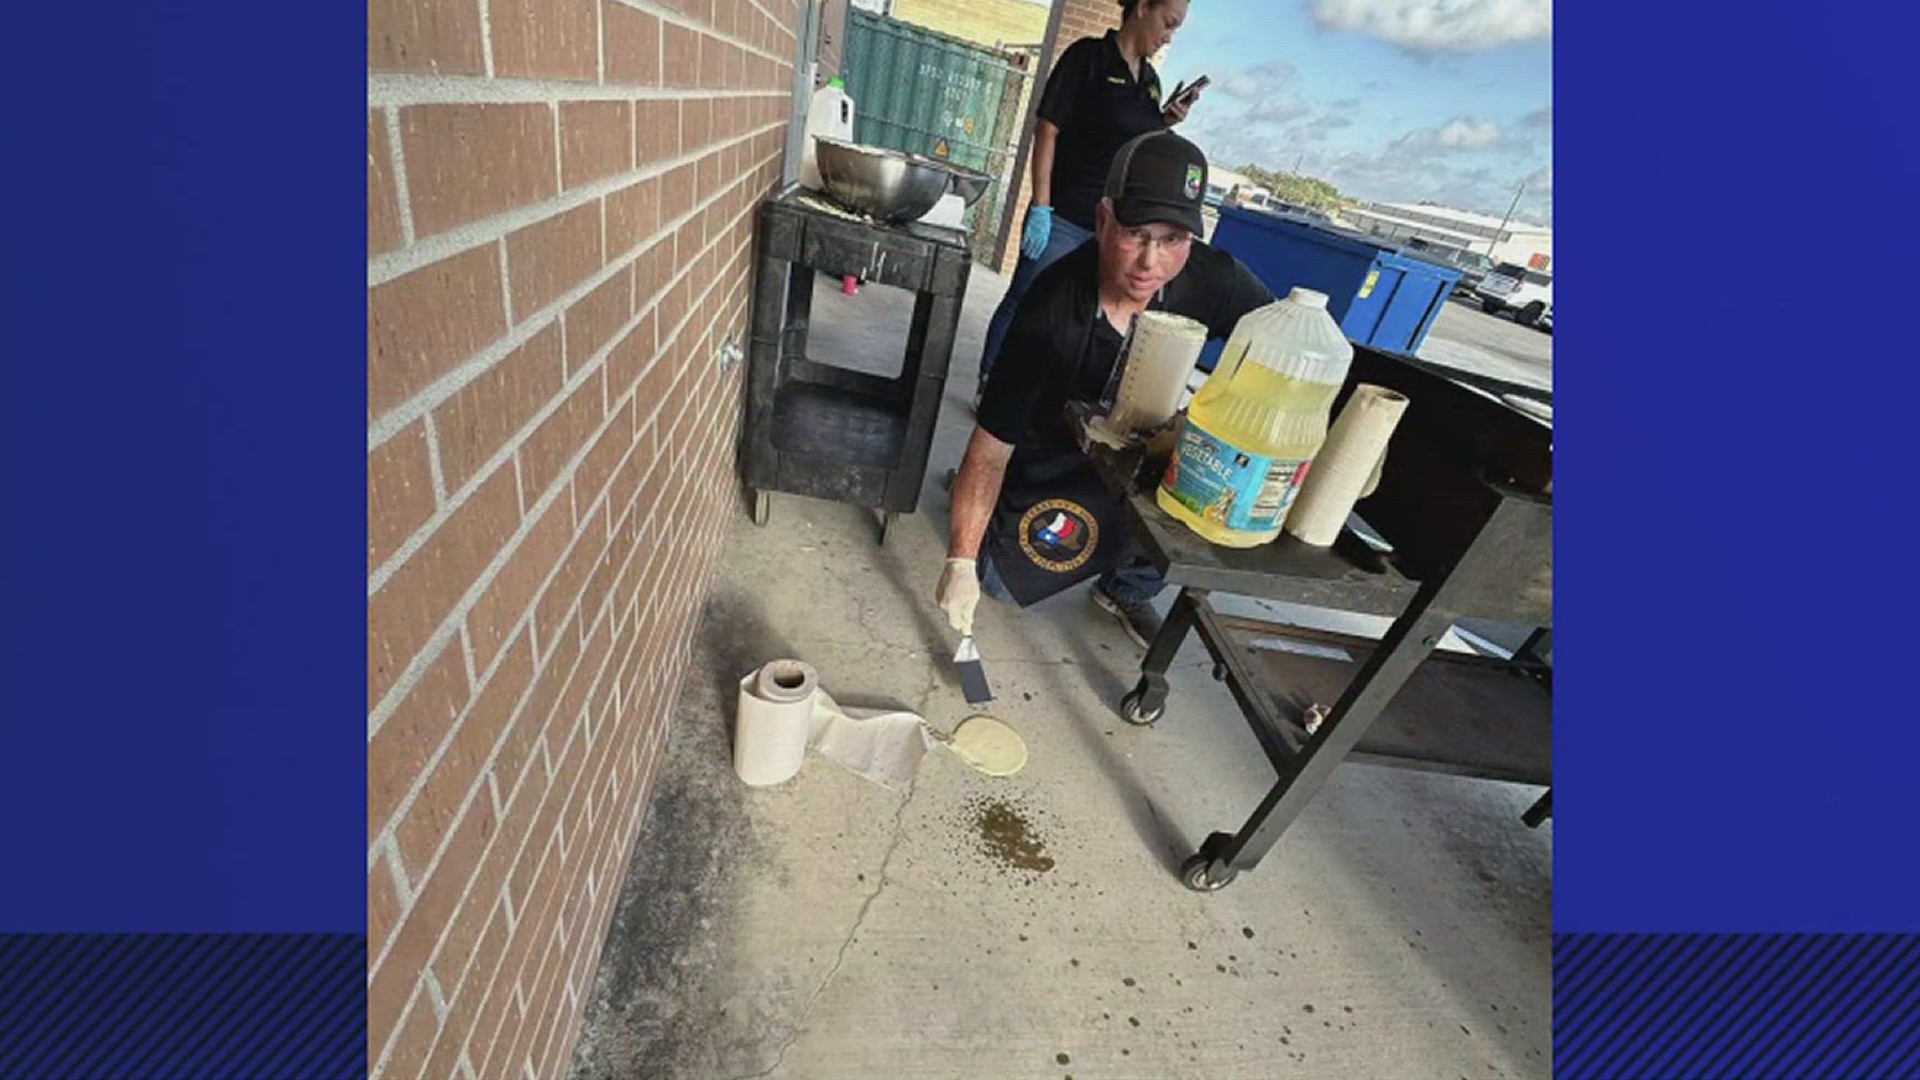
365, 1, 1123, 1077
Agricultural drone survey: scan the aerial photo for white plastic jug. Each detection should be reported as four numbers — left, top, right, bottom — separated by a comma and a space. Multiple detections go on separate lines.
799, 78, 855, 191
1157, 288, 1354, 547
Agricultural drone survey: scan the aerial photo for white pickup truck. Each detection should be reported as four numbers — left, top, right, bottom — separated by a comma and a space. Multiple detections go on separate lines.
1476, 264, 1553, 331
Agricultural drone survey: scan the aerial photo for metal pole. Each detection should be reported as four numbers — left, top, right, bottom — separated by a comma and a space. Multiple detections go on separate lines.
1489, 179, 1524, 258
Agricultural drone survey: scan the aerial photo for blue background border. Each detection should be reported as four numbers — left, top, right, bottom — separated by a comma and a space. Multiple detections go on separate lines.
1, 0, 1917, 1072
2, 0, 363, 931
1555, 2, 1920, 931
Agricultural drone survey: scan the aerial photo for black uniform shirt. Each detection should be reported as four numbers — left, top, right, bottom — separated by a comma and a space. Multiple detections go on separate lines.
972, 239, 1275, 601
1037, 31, 1169, 232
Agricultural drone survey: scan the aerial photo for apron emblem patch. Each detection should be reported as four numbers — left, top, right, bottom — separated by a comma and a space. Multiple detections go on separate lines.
1019, 499, 1101, 574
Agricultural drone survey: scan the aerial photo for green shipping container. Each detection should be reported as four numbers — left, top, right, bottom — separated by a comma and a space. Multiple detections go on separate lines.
840, 9, 1032, 262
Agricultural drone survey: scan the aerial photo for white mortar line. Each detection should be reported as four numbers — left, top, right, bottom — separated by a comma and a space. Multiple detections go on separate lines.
368, 140, 778, 454
369, 599, 628, 985
379, 839, 414, 908
383, 107, 418, 248
368, 119, 781, 289
496, 238, 515, 328
420, 413, 450, 506
460, 625, 480, 689
368, 278, 698, 747
476, 0, 495, 78
424, 970, 449, 1020
596, 0, 606, 85
604, 0, 792, 63
550, 103, 563, 195
510, 452, 528, 525
366, 172, 767, 816
368, 74, 791, 108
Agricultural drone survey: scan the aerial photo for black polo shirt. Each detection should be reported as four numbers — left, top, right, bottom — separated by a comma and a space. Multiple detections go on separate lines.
1037, 31, 1169, 232
974, 239, 1275, 594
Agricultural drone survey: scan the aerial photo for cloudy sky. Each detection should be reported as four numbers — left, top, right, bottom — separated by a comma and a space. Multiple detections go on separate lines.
1156, 0, 1553, 224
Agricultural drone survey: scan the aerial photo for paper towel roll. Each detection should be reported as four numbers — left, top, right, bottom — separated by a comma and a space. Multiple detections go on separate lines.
735, 660, 937, 790
734, 660, 818, 786
1283, 384, 1409, 547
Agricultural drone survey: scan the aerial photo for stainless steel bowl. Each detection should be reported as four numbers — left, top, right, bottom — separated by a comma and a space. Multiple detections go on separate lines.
940, 163, 994, 207
815, 138, 952, 224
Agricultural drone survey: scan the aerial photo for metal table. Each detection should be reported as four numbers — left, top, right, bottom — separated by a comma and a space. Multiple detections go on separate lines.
1077, 346, 1554, 891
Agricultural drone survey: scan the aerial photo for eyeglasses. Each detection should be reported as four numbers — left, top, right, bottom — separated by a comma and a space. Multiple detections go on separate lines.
1114, 226, 1193, 255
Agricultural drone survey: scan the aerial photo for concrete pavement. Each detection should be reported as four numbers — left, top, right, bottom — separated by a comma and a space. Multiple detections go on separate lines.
568, 264, 1552, 1080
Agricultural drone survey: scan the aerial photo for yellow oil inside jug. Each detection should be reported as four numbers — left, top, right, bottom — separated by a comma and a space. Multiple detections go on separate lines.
1156, 289, 1353, 548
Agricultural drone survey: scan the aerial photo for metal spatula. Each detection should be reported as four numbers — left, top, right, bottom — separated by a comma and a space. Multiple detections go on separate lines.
953, 635, 993, 708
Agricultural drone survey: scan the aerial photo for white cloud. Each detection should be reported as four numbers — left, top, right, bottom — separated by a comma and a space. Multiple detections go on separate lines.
1216, 60, 1298, 100
1435, 117, 1503, 149
1387, 116, 1527, 156
1294, 113, 1357, 143
1519, 105, 1552, 128
1186, 108, 1552, 224
1310, 0, 1552, 54
1249, 99, 1314, 124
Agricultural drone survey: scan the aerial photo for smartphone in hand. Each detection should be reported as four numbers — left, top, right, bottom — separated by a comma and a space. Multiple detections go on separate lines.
1171, 74, 1210, 109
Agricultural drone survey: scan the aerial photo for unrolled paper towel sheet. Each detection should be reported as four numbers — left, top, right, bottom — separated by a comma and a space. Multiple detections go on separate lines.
734, 660, 935, 792
1283, 384, 1410, 547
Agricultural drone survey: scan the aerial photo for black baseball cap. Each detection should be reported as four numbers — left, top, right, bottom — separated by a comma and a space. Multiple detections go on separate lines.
1103, 130, 1209, 237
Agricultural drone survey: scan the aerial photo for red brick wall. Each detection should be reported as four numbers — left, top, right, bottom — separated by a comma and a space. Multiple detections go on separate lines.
366, 1, 801, 1077
997, 0, 1122, 274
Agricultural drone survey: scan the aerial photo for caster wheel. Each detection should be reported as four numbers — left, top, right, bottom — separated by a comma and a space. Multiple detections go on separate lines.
878, 511, 894, 546
1211, 662, 1228, 682
750, 490, 771, 527
1180, 853, 1238, 892
1120, 689, 1164, 726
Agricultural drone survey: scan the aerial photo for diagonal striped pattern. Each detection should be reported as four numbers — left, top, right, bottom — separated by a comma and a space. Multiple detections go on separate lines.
1557, 933, 1920, 1079
0, 934, 364, 1080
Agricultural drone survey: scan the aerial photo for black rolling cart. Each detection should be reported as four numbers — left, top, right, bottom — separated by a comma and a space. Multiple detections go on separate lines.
741, 186, 972, 543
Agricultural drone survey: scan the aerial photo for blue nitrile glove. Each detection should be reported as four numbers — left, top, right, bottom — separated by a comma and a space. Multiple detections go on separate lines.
1021, 206, 1054, 261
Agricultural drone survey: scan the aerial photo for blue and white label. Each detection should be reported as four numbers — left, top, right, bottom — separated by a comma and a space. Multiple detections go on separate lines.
1160, 418, 1311, 532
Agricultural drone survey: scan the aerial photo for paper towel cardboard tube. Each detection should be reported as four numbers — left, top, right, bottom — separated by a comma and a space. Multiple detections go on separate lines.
1283, 384, 1409, 547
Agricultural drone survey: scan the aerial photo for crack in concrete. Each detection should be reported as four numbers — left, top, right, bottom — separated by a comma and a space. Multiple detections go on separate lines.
730, 777, 920, 1080
813, 555, 888, 646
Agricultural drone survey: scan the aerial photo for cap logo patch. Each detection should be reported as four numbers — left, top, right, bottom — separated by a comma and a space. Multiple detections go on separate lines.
1184, 164, 1204, 201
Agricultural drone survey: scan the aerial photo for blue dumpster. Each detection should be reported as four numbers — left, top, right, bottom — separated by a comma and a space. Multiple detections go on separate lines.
1200, 207, 1460, 370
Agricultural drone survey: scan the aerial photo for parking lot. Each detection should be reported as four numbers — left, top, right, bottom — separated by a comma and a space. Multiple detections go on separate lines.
1419, 295, 1553, 393
1199, 210, 1550, 393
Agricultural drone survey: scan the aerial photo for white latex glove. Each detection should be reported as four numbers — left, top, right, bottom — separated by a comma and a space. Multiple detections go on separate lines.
936, 558, 981, 635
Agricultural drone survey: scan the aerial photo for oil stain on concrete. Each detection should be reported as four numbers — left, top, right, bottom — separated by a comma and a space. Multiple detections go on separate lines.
967, 796, 1055, 873
566, 598, 782, 1080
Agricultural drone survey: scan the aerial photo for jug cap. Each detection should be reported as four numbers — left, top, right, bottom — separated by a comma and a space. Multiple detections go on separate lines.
1287, 287, 1330, 309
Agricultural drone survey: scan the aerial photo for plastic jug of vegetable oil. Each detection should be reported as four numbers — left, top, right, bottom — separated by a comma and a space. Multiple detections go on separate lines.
1157, 288, 1353, 547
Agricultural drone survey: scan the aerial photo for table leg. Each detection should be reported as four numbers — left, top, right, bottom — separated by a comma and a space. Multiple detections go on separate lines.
1183, 581, 1454, 889
1120, 587, 1202, 725
1522, 788, 1552, 828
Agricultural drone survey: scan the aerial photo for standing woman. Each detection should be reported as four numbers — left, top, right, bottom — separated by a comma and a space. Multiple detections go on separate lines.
976, 0, 1200, 394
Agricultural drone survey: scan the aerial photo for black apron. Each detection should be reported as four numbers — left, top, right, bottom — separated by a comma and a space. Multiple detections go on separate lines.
983, 302, 1138, 607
